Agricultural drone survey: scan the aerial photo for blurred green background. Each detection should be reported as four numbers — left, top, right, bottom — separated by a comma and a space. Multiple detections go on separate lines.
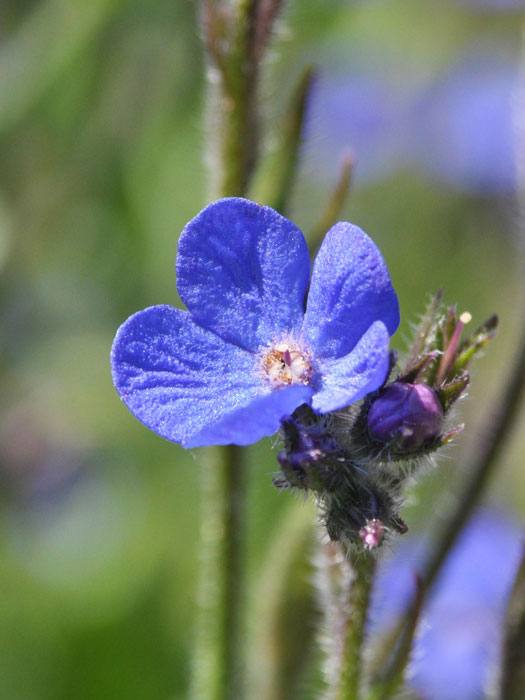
1, 1, 524, 698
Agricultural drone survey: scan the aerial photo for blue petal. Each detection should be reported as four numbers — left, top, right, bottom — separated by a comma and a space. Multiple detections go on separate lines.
111, 305, 310, 447
176, 198, 310, 352
302, 222, 399, 359
312, 321, 390, 413
187, 384, 313, 447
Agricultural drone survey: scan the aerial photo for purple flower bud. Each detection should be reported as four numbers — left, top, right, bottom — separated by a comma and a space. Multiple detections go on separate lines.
367, 382, 443, 452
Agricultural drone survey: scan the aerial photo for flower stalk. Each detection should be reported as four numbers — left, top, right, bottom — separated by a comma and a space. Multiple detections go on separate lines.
195, 3, 286, 699
273, 292, 500, 699
316, 539, 377, 700
192, 446, 246, 700
203, 0, 273, 199
334, 549, 377, 700
109, 4, 520, 699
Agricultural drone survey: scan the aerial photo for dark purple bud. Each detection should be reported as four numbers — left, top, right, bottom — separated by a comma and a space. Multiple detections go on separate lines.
367, 382, 444, 452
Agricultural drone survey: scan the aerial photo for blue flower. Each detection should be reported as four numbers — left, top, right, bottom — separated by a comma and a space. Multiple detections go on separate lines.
304, 47, 519, 196
371, 509, 524, 700
304, 71, 414, 186
457, 0, 525, 10
413, 49, 519, 195
111, 198, 399, 447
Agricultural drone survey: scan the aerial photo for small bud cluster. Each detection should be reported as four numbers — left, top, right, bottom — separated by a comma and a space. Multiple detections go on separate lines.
274, 293, 498, 552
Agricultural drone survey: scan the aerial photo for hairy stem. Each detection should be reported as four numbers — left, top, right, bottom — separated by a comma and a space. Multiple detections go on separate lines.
194, 2, 284, 698
205, 0, 261, 197
336, 549, 377, 700
317, 539, 377, 700
192, 446, 246, 700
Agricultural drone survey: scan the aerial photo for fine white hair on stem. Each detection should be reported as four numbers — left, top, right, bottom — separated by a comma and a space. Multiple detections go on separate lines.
312, 529, 354, 700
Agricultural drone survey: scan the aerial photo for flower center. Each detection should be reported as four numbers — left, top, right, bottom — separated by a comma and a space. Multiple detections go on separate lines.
261, 340, 313, 387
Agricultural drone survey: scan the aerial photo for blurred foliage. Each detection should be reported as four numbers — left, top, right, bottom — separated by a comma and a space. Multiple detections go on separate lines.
0, 0, 524, 698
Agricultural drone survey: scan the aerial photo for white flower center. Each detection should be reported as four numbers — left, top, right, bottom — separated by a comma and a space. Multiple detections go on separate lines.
261, 340, 313, 387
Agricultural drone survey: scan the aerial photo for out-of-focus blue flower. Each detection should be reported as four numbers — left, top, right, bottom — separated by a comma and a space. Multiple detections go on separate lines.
457, 0, 525, 10
413, 51, 519, 195
304, 72, 413, 185
111, 198, 399, 447
305, 48, 519, 196
371, 509, 524, 700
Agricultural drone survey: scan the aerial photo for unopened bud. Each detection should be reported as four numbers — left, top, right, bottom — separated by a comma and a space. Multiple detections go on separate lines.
359, 519, 385, 550
367, 382, 443, 452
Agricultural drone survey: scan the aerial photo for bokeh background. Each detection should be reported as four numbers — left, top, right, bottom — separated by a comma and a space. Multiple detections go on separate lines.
1, 1, 524, 698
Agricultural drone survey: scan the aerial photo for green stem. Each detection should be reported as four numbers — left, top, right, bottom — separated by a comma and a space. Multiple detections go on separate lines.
421, 321, 525, 590
335, 550, 377, 700
194, 2, 278, 698
192, 446, 246, 700
317, 540, 376, 700
207, 0, 260, 197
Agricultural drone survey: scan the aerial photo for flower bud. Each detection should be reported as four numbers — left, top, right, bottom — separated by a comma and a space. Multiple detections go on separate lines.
359, 519, 385, 550
367, 382, 443, 452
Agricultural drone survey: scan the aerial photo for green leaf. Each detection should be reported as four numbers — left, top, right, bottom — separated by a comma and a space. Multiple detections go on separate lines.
249, 65, 315, 214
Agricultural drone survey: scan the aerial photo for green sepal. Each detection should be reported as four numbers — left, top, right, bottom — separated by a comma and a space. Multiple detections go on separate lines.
405, 290, 444, 370
453, 314, 498, 373
437, 371, 470, 411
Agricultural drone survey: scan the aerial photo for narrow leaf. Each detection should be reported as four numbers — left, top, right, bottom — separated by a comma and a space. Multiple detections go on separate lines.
310, 154, 354, 254
249, 65, 315, 214
0, 0, 126, 136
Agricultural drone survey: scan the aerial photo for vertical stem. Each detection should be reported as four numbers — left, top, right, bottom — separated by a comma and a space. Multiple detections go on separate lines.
336, 549, 377, 700
193, 446, 246, 700
195, 2, 275, 697
206, 0, 260, 198
317, 539, 377, 700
